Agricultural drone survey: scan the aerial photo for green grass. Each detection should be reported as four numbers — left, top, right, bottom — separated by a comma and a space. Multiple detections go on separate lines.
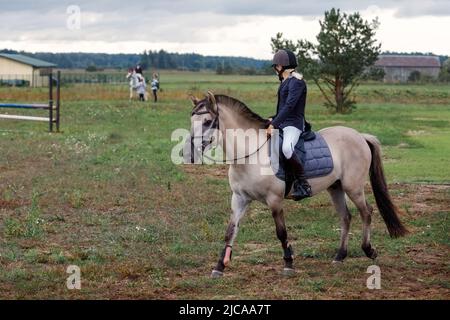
0, 71, 449, 299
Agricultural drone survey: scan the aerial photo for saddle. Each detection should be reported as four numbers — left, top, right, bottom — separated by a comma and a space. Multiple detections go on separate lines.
269, 127, 334, 198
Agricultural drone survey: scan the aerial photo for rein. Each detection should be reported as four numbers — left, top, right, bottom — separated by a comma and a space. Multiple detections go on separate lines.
191, 107, 270, 163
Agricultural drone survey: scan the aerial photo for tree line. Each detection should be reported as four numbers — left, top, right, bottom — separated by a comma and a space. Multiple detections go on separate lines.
140, 50, 272, 74
0, 48, 271, 74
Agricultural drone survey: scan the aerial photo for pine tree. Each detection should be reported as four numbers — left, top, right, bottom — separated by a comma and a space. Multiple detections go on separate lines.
271, 8, 381, 113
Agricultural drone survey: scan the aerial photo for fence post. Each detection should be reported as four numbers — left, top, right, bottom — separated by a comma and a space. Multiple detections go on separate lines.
56, 71, 61, 132
49, 73, 53, 132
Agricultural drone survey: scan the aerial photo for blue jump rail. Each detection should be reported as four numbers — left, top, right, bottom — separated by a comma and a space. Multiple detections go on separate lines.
0, 71, 61, 132
0, 103, 49, 110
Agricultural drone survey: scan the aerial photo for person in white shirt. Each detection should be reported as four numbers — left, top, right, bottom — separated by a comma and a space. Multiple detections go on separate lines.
136, 74, 147, 101
151, 73, 160, 102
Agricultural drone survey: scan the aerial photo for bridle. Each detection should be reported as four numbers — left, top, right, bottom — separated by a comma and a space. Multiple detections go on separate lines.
190, 104, 270, 163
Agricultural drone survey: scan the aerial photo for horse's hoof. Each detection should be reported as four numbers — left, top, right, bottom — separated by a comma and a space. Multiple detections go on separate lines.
282, 268, 295, 277
368, 248, 378, 260
363, 246, 378, 260
211, 270, 223, 278
332, 259, 344, 264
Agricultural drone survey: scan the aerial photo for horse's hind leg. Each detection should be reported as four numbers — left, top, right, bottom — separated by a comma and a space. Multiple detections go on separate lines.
211, 192, 250, 278
327, 182, 352, 262
267, 196, 294, 276
346, 189, 378, 260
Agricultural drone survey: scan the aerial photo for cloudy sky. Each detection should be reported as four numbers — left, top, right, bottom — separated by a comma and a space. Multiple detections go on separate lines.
1, 0, 449, 59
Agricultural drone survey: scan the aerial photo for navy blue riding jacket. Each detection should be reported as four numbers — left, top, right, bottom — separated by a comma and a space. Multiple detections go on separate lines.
270, 73, 307, 131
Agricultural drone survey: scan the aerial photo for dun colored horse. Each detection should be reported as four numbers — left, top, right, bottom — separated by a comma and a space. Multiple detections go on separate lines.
185, 92, 408, 278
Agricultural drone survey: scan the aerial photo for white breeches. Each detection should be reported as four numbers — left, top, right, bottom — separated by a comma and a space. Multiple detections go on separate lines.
282, 126, 302, 159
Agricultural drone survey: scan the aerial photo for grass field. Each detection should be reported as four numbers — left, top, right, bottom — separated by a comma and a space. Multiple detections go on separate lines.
0, 72, 449, 299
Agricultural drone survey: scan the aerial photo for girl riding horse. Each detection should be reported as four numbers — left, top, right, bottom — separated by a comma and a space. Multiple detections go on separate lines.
266, 49, 312, 201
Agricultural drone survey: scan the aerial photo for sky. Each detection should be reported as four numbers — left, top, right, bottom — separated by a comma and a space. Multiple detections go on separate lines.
0, 0, 449, 59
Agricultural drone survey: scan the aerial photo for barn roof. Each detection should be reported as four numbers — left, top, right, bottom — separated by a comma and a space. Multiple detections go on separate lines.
0, 53, 57, 68
375, 55, 441, 68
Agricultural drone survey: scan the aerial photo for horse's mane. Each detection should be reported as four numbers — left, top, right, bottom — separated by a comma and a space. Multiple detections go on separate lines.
215, 94, 267, 128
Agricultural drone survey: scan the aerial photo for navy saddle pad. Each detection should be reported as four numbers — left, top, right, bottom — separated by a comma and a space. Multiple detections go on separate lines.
270, 131, 334, 196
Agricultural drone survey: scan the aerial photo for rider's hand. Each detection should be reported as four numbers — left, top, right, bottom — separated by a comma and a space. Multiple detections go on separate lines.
266, 124, 274, 136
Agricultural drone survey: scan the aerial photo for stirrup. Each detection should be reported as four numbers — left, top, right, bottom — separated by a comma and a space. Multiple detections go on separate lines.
292, 180, 312, 201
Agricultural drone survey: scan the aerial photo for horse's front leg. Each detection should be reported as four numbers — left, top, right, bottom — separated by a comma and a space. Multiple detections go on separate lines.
211, 192, 250, 278
268, 197, 295, 276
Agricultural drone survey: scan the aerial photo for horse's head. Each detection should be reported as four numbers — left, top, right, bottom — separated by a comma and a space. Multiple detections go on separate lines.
183, 91, 221, 163
126, 68, 135, 79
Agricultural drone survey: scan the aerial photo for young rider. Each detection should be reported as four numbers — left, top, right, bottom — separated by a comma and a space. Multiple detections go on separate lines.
266, 49, 312, 200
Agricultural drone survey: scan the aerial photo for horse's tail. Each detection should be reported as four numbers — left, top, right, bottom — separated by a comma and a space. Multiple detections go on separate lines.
362, 134, 409, 238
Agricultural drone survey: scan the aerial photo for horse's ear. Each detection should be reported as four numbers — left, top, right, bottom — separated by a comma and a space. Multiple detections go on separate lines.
189, 95, 199, 107
206, 91, 218, 115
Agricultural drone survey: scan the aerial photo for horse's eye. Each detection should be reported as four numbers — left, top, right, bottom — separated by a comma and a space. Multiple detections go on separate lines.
203, 120, 212, 126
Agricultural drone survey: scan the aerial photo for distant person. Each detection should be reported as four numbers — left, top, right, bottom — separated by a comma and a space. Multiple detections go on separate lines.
136, 74, 147, 101
135, 64, 143, 75
151, 73, 160, 103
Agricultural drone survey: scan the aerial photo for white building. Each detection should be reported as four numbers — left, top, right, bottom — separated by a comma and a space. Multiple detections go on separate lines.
0, 53, 57, 87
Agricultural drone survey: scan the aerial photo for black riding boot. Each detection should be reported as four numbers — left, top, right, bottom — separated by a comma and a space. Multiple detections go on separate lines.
286, 153, 312, 201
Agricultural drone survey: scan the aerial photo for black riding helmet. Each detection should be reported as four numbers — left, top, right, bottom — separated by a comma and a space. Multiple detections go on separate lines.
272, 49, 298, 69
272, 49, 297, 81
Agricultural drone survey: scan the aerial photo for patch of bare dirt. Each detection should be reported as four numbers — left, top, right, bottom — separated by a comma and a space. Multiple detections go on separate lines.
0, 199, 24, 209
182, 164, 228, 178
395, 183, 450, 216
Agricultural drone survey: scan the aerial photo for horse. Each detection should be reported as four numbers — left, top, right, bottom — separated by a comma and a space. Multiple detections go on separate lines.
126, 69, 139, 100
184, 92, 408, 278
